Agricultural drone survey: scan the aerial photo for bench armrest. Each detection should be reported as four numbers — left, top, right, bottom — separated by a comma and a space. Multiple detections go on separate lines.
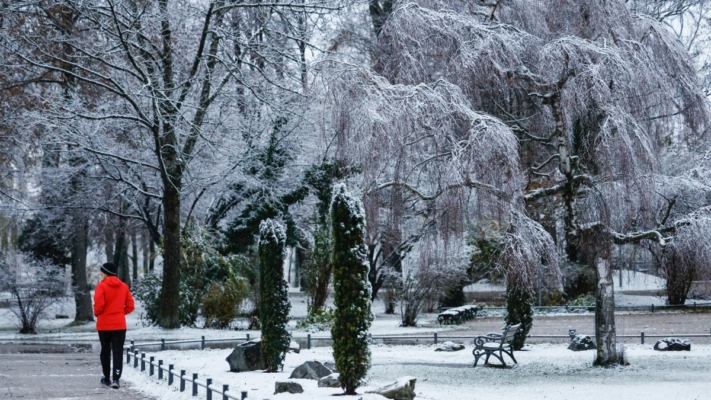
473, 335, 502, 348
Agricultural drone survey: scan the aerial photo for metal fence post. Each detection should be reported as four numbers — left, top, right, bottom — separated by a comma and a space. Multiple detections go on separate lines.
206, 378, 212, 400
202, 336, 206, 350
141, 353, 146, 372
126, 348, 130, 363
241, 390, 248, 400
222, 385, 229, 400
158, 360, 163, 380
169, 365, 174, 385
161, 338, 165, 351
651, 304, 654, 313
131, 340, 135, 352
192, 373, 198, 396
434, 332, 438, 344
246, 333, 250, 342
307, 334, 311, 350
149, 356, 155, 376
641, 331, 645, 345
180, 370, 186, 392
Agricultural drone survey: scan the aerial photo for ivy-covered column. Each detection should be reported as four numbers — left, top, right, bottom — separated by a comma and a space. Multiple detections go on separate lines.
330, 184, 373, 394
259, 219, 291, 372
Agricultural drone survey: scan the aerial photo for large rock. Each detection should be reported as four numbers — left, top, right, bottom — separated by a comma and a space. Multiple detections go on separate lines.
289, 360, 332, 380
323, 361, 338, 372
274, 381, 304, 394
226, 340, 265, 372
654, 338, 691, 351
434, 341, 465, 352
567, 335, 596, 351
366, 377, 417, 400
318, 373, 341, 388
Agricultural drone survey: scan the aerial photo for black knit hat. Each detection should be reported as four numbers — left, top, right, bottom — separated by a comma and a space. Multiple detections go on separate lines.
101, 262, 118, 276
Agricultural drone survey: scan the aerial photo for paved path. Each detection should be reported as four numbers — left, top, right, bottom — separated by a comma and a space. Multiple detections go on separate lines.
0, 345, 155, 399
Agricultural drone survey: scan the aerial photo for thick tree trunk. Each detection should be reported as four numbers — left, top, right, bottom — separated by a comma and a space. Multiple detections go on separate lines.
593, 256, 618, 366
71, 216, 93, 323
158, 182, 181, 328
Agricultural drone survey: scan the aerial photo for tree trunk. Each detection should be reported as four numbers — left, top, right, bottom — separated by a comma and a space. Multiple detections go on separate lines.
71, 216, 93, 323
131, 229, 138, 282
104, 228, 114, 264
158, 181, 181, 328
114, 217, 131, 289
149, 230, 155, 272
593, 256, 618, 366
142, 231, 149, 275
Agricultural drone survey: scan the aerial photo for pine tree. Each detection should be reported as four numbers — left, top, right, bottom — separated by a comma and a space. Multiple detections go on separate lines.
330, 184, 373, 394
258, 219, 291, 372
504, 287, 534, 350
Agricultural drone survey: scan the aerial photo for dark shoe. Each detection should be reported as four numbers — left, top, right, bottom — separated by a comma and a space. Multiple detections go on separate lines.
101, 377, 111, 387
111, 380, 120, 389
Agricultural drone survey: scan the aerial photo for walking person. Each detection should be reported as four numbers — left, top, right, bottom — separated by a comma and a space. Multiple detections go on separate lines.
94, 262, 135, 389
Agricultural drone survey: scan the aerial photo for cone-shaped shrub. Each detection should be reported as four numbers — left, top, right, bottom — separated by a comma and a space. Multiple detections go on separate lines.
258, 219, 291, 372
504, 286, 533, 350
330, 184, 373, 394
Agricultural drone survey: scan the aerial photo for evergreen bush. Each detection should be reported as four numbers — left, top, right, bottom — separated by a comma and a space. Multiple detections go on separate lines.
504, 287, 533, 350
201, 274, 250, 329
295, 305, 336, 332
330, 184, 373, 395
302, 219, 333, 313
258, 219, 291, 372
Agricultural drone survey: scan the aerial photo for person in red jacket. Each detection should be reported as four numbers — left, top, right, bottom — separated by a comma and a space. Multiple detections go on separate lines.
94, 262, 134, 389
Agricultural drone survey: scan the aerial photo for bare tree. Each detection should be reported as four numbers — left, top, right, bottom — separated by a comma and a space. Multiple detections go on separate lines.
0, 252, 69, 334
1, 0, 351, 328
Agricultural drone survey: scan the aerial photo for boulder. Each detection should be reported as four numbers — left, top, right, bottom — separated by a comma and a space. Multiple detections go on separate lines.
567, 335, 596, 351
318, 373, 341, 388
289, 360, 332, 380
274, 381, 304, 394
366, 377, 417, 400
434, 341, 465, 352
323, 361, 338, 372
226, 340, 265, 372
288, 341, 301, 354
654, 338, 691, 351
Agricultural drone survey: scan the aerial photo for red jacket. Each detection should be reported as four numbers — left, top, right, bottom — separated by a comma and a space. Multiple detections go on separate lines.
94, 276, 135, 331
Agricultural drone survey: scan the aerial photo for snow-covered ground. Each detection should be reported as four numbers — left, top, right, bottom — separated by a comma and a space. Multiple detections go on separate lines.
2, 269, 710, 400
123, 343, 711, 400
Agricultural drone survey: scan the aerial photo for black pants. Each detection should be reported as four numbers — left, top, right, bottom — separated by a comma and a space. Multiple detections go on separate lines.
98, 330, 126, 381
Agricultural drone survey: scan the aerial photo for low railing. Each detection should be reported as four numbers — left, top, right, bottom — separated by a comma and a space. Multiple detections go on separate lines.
125, 346, 251, 400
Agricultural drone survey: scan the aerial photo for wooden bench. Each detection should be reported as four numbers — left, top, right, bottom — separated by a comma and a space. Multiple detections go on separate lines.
472, 323, 521, 367
437, 305, 479, 325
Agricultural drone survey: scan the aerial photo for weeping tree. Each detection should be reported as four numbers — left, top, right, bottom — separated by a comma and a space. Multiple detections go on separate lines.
343, 0, 711, 366
325, 54, 560, 328
258, 219, 291, 372
330, 184, 373, 395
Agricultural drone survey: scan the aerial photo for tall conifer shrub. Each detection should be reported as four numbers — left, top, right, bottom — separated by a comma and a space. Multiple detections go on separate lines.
330, 184, 373, 394
258, 219, 291, 372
